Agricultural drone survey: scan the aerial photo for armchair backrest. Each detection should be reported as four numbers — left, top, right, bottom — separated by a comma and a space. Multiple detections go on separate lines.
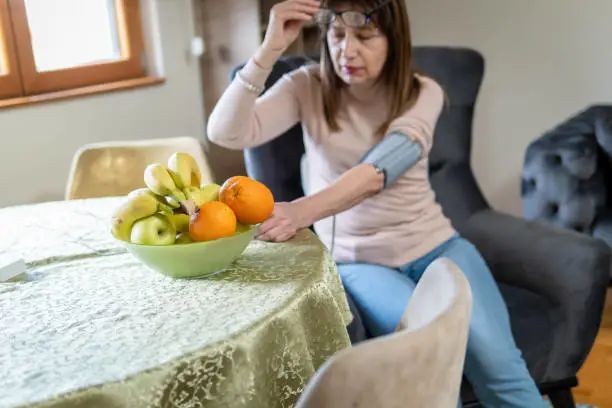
416, 47, 488, 225
522, 105, 612, 233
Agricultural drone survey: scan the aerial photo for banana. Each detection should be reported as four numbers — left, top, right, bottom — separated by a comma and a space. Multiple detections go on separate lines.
144, 163, 186, 202
110, 194, 159, 241
165, 196, 181, 209
180, 184, 221, 210
183, 186, 208, 207
168, 152, 201, 189
127, 188, 174, 216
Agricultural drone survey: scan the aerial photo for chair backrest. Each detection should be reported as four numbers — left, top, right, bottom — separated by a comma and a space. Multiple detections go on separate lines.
65, 137, 214, 200
236, 47, 489, 227
295, 258, 472, 408
522, 105, 612, 233
414, 47, 488, 226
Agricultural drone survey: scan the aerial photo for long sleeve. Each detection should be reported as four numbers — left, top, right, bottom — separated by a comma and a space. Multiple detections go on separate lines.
386, 75, 444, 157
206, 59, 302, 150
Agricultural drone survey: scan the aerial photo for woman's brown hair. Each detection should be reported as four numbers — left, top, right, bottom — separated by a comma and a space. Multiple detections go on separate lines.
319, 0, 420, 137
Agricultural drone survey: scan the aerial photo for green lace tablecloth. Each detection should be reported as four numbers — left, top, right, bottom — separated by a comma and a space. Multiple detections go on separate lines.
0, 198, 352, 408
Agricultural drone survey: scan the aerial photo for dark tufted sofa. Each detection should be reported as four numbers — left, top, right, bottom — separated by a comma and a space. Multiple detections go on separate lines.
229, 48, 611, 407
523, 105, 612, 260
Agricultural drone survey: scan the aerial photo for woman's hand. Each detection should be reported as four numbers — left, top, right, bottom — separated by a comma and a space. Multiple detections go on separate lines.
256, 202, 308, 242
261, 0, 320, 56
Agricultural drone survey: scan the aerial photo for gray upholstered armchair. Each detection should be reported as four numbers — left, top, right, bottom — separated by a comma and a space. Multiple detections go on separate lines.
229, 47, 610, 407
522, 105, 612, 262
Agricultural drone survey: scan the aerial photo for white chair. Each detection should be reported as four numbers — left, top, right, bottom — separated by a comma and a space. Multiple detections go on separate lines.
295, 257, 473, 408
65, 136, 214, 200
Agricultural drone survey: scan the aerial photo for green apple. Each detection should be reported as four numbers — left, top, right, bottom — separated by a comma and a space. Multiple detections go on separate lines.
170, 213, 190, 233
130, 214, 176, 245
200, 183, 221, 202
175, 232, 193, 244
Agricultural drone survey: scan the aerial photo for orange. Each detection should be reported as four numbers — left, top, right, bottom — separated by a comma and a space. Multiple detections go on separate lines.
189, 201, 237, 241
219, 176, 274, 225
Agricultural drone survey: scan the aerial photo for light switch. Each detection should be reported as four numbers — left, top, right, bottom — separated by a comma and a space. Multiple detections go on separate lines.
191, 37, 205, 57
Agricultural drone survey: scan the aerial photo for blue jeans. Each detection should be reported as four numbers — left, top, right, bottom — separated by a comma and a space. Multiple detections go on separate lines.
338, 235, 545, 408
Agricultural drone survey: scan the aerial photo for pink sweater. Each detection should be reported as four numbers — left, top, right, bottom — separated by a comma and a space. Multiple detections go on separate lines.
207, 59, 456, 267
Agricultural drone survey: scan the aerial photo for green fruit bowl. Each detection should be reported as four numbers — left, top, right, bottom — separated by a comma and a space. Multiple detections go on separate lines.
122, 224, 255, 279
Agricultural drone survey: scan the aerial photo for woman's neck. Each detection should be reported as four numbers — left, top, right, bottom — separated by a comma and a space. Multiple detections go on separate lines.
345, 80, 388, 104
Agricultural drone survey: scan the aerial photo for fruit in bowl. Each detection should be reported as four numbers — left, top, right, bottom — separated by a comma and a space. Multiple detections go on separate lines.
189, 201, 236, 242
220, 176, 274, 225
109, 152, 274, 278
122, 223, 255, 279
130, 214, 176, 246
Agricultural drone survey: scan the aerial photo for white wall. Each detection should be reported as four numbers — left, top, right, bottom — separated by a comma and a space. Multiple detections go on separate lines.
407, 0, 612, 216
0, 0, 206, 207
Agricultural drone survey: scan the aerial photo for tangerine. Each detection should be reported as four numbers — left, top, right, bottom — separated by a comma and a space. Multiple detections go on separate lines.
219, 176, 274, 224
189, 201, 237, 241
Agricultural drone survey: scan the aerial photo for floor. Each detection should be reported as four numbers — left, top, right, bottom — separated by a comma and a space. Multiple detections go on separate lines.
574, 287, 612, 407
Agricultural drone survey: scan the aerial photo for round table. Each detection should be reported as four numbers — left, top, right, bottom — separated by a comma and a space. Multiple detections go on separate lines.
0, 198, 351, 408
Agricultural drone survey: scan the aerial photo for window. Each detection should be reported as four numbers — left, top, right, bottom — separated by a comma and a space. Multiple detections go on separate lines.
0, 0, 148, 102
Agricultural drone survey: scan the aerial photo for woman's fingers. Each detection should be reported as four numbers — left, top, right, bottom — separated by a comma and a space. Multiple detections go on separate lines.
257, 217, 295, 241
258, 224, 296, 242
288, 0, 321, 8
290, 2, 320, 13
257, 216, 281, 237
278, 11, 315, 22
257, 225, 281, 241
254, 201, 299, 242
278, 0, 320, 17
289, 7, 320, 17
280, 227, 298, 241
274, 231, 296, 242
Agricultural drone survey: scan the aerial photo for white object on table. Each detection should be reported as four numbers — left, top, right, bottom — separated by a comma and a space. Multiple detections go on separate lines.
0, 256, 26, 282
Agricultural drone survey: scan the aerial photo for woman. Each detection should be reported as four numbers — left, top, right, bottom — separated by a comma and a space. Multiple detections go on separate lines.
207, 0, 544, 406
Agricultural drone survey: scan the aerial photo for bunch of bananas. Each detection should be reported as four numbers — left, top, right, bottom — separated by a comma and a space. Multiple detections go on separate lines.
111, 152, 220, 245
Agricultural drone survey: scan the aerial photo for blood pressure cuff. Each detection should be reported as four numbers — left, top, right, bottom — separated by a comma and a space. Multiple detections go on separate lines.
359, 131, 423, 189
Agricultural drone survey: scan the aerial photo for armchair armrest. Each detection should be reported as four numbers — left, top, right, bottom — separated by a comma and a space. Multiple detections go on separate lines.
460, 209, 610, 378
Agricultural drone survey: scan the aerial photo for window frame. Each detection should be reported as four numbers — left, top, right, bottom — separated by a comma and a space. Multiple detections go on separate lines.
0, 0, 23, 99
5, 0, 146, 96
